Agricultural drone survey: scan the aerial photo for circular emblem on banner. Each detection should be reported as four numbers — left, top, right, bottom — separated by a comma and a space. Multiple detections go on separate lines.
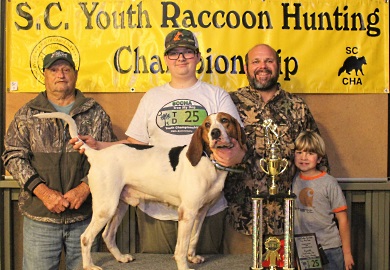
30, 36, 80, 85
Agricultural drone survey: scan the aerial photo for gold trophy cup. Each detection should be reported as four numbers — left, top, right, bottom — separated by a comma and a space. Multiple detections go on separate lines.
259, 144, 288, 195
251, 119, 295, 270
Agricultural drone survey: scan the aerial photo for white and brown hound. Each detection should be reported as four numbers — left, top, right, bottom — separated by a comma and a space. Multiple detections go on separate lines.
34, 112, 246, 270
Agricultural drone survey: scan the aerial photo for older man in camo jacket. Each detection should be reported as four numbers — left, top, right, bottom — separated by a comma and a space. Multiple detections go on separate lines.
2, 50, 117, 269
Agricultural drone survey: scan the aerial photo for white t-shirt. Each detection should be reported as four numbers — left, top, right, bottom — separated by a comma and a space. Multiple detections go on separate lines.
126, 80, 242, 220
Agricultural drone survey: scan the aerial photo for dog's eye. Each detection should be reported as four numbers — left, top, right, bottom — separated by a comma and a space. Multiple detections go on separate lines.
205, 122, 211, 128
221, 118, 229, 123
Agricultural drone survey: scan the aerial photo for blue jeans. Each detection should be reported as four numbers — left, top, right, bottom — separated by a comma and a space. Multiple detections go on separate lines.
23, 216, 99, 270
323, 246, 345, 270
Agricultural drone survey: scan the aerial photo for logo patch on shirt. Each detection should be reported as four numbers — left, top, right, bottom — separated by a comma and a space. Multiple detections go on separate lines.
299, 187, 314, 207
156, 99, 208, 135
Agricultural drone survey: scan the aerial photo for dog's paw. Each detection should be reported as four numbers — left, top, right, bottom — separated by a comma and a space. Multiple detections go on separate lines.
116, 253, 134, 263
187, 254, 205, 264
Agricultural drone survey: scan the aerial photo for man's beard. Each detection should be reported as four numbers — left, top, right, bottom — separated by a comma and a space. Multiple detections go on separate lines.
247, 70, 279, 91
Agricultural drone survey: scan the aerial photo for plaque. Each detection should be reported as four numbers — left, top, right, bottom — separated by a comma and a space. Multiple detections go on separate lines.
295, 233, 323, 270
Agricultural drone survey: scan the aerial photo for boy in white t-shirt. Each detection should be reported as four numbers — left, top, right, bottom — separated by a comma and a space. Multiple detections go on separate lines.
71, 29, 246, 254
125, 28, 244, 254
293, 131, 354, 270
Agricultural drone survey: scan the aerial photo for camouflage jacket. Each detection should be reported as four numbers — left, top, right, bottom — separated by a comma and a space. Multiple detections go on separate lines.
2, 90, 117, 224
225, 86, 329, 235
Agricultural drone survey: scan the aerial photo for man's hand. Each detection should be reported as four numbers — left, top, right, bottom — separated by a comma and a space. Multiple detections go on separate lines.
64, 182, 90, 210
69, 135, 98, 154
34, 183, 69, 213
211, 138, 246, 167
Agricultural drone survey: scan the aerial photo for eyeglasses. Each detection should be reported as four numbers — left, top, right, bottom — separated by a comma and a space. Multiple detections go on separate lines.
166, 50, 197, 60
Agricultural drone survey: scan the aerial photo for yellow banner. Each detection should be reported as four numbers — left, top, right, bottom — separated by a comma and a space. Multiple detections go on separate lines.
5, 0, 389, 93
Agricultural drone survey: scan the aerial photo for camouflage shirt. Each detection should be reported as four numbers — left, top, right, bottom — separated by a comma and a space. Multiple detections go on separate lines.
225, 85, 329, 235
2, 90, 117, 224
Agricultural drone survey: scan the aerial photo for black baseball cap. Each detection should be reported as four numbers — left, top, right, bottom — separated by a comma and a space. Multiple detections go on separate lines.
43, 50, 75, 71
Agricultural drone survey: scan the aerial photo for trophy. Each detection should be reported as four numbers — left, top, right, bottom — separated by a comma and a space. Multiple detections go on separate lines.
251, 119, 296, 270
259, 119, 288, 195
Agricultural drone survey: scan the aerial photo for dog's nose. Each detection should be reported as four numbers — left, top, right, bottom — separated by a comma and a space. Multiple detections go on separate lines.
211, 128, 221, 140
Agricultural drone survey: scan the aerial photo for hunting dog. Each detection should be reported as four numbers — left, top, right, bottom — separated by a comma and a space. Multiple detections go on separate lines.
34, 112, 246, 270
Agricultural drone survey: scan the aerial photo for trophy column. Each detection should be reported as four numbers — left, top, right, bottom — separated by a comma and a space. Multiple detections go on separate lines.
250, 119, 296, 270
283, 196, 295, 270
251, 195, 264, 270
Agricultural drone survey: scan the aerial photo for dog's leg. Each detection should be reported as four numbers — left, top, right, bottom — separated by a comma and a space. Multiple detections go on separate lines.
187, 206, 209, 264
81, 214, 113, 270
174, 206, 197, 270
81, 185, 124, 270
102, 200, 134, 263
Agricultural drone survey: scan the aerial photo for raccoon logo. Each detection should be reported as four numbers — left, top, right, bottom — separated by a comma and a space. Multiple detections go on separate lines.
338, 56, 367, 76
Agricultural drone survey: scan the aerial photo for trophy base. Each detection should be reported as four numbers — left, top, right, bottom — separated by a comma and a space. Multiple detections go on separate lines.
250, 267, 290, 270
251, 194, 296, 270
250, 266, 294, 270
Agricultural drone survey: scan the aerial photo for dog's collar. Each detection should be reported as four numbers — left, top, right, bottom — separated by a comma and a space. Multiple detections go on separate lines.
211, 160, 245, 173
203, 151, 245, 173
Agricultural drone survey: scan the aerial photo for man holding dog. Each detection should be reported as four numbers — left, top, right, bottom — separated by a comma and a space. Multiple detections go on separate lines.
218, 44, 330, 254
2, 50, 117, 269
72, 29, 245, 254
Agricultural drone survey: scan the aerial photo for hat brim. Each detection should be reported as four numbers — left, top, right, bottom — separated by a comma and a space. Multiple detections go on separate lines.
43, 58, 75, 71
164, 44, 199, 55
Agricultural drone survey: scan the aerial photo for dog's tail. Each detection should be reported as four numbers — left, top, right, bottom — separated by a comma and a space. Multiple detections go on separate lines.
34, 112, 87, 150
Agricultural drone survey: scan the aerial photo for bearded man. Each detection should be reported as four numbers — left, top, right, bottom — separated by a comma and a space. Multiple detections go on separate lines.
222, 44, 330, 254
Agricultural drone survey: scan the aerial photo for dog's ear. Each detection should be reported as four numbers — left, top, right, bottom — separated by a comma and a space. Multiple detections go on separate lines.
186, 126, 204, 166
232, 116, 247, 149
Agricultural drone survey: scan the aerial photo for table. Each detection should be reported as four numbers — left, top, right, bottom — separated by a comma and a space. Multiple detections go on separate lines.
76, 252, 252, 269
